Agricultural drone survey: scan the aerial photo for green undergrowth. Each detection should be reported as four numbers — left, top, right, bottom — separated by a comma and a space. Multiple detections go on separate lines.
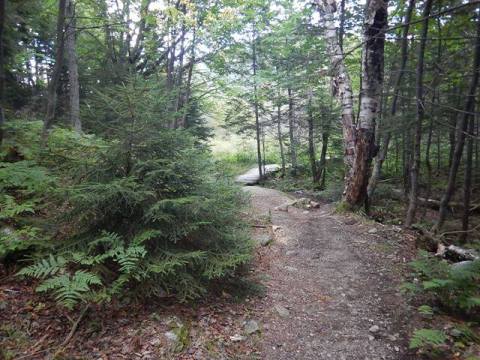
2, 115, 253, 309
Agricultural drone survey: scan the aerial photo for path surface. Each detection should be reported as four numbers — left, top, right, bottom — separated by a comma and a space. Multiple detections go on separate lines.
245, 185, 414, 360
235, 164, 280, 185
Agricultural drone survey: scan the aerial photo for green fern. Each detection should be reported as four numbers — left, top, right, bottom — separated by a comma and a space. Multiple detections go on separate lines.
409, 329, 447, 349
18, 254, 67, 278
36, 270, 102, 309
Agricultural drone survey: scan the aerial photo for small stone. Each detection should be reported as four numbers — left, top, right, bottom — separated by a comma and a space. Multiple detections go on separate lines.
368, 335, 375, 341
164, 331, 178, 342
274, 304, 290, 318
258, 233, 273, 246
230, 334, 245, 342
285, 266, 298, 272
244, 320, 260, 335
310, 201, 320, 208
286, 250, 297, 256
302, 210, 309, 214
394, 346, 400, 352
369, 325, 380, 333
368, 228, 378, 234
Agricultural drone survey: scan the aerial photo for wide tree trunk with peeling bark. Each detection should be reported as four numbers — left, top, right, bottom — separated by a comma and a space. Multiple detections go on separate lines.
65, 0, 81, 133
320, 0, 388, 208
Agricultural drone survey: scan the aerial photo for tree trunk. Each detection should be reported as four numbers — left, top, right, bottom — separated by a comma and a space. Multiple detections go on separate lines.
435, 16, 480, 231
65, 0, 81, 133
287, 84, 297, 176
252, 35, 262, 179
461, 114, 475, 243
319, 0, 356, 192
405, 0, 434, 227
42, 0, 67, 142
318, 131, 329, 189
0, 0, 5, 146
180, 26, 196, 128
367, 0, 415, 198
277, 103, 286, 176
307, 93, 318, 183
343, 0, 388, 208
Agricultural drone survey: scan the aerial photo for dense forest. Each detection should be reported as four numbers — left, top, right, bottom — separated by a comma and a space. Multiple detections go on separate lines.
1, 0, 480, 358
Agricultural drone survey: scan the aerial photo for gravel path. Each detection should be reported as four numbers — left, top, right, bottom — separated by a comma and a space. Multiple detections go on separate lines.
245, 185, 415, 360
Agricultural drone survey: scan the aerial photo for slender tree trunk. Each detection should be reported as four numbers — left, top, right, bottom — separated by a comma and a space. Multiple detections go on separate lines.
435, 17, 480, 231
287, 84, 297, 176
405, 0, 434, 227
180, 26, 196, 128
318, 131, 329, 188
65, 0, 81, 133
277, 103, 286, 176
368, 0, 415, 198
461, 114, 475, 243
252, 35, 262, 179
0, 0, 5, 145
308, 93, 318, 183
42, 0, 67, 142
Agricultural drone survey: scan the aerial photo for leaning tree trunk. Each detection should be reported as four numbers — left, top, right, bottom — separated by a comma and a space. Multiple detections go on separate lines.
434, 16, 480, 232
65, 0, 81, 133
367, 0, 415, 198
318, 131, 329, 188
0, 0, 5, 146
42, 0, 67, 142
405, 0, 434, 227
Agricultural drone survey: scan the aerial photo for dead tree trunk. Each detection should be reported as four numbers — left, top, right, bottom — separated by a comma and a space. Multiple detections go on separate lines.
405, 0, 433, 227
42, 0, 67, 142
65, 0, 81, 133
368, 0, 415, 198
435, 16, 480, 231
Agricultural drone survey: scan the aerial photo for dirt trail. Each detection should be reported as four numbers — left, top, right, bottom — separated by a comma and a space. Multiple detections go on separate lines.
245, 185, 415, 360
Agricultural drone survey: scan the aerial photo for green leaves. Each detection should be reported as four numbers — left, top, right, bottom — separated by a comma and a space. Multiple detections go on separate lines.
36, 271, 102, 310
409, 329, 447, 350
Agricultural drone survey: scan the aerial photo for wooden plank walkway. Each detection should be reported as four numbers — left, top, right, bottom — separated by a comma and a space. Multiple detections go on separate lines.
235, 164, 280, 185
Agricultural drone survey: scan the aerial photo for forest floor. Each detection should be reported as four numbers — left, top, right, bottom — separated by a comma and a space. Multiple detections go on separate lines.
0, 174, 419, 360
